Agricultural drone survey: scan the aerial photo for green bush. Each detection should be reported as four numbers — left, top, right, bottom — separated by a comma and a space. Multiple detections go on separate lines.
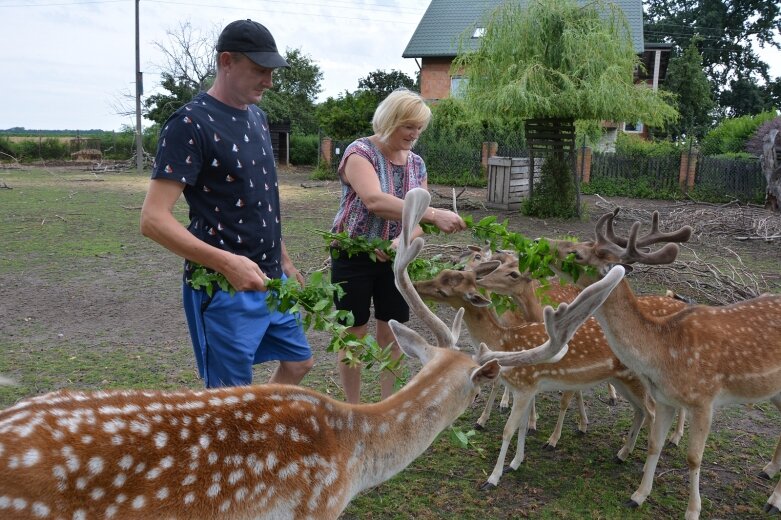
13, 138, 68, 161
522, 154, 579, 218
700, 111, 776, 156
615, 133, 680, 157
581, 176, 682, 199
290, 134, 319, 165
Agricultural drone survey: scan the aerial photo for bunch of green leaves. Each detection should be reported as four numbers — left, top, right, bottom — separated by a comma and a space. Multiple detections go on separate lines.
187, 264, 403, 376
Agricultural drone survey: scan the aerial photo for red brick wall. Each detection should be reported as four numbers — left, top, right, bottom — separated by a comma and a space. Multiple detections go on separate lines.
420, 57, 456, 100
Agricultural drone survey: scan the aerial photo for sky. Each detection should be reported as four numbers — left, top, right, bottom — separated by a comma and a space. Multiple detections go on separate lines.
0, 0, 778, 133
0, 0, 427, 132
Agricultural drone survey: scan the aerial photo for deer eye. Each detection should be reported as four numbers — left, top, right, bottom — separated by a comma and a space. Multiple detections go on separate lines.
509, 271, 520, 279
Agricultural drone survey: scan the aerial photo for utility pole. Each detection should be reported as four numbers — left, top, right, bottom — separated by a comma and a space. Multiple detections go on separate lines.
135, 0, 144, 174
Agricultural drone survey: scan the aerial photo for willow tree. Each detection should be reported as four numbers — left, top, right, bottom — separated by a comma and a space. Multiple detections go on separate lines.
454, 0, 678, 217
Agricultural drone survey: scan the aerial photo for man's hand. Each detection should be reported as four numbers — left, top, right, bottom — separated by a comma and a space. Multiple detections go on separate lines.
223, 254, 270, 292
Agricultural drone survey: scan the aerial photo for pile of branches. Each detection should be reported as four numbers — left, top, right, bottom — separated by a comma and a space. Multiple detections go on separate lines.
594, 197, 781, 242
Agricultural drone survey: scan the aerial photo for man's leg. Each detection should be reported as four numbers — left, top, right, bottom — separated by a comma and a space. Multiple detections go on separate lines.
269, 357, 315, 385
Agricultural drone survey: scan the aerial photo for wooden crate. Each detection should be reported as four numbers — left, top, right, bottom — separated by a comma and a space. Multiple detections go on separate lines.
486, 156, 540, 210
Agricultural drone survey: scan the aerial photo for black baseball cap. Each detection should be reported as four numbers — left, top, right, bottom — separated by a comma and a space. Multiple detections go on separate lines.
216, 19, 289, 68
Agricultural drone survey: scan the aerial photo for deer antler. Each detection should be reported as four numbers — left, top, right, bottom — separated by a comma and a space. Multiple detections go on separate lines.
477, 265, 625, 366
394, 188, 460, 348
596, 209, 692, 264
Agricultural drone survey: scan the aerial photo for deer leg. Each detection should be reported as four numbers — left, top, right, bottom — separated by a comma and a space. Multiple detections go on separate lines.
475, 379, 501, 429
527, 397, 537, 432
575, 390, 588, 434
483, 391, 532, 489
607, 382, 618, 406
667, 408, 687, 447
628, 401, 677, 509
500, 383, 511, 411
680, 405, 713, 520
612, 378, 650, 462
543, 391, 575, 449
763, 394, 781, 514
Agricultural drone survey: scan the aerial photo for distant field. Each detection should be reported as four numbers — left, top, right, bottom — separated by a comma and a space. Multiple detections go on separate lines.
4, 136, 75, 143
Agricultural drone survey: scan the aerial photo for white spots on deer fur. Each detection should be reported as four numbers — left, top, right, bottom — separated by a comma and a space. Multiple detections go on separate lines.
266, 452, 278, 471
113, 473, 127, 488
134, 462, 146, 474
75, 477, 87, 490
235, 486, 248, 502
132, 495, 146, 509
52, 465, 67, 490
73, 509, 87, 520
118, 455, 133, 470
0, 496, 9, 509
258, 412, 271, 424
199, 434, 211, 450
308, 416, 320, 433
81, 434, 94, 445
87, 457, 104, 477
154, 431, 168, 449
217, 429, 228, 441
183, 492, 196, 505
240, 430, 250, 443
279, 461, 300, 479
22, 448, 40, 467
12, 497, 27, 511
111, 434, 123, 445
129, 420, 151, 436
247, 454, 264, 475
219, 499, 232, 513
105, 504, 118, 518
208, 397, 223, 407
378, 422, 390, 434
275, 423, 287, 436
155, 487, 169, 500
242, 392, 255, 402
228, 468, 245, 485
180, 427, 191, 440
182, 474, 197, 486
90, 487, 105, 500
207, 483, 221, 498
31, 501, 50, 517
62, 446, 80, 472
206, 452, 218, 465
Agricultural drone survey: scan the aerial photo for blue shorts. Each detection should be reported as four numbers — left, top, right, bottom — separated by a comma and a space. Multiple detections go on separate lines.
182, 277, 311, 388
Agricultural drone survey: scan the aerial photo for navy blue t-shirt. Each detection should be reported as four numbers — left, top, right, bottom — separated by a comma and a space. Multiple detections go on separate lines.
151, 92, 284, 279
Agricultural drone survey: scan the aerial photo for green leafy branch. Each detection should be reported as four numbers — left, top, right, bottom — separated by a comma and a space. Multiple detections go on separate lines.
187, 264, 404, 376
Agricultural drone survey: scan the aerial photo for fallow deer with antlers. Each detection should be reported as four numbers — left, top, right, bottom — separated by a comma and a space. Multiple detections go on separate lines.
547, 208, 781, 520
0, 189, 621, 520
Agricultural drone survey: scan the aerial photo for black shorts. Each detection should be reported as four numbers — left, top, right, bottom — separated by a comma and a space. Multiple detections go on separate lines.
330, 249, 410, 327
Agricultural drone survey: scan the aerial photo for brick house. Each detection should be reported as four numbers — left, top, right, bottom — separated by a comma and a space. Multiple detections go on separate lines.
402, 0, 671, 144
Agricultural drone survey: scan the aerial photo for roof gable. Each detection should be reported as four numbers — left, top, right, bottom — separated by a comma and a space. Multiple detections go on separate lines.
402, 0, 644, 58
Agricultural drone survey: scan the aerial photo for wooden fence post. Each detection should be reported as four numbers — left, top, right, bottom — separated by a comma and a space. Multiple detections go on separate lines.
482, 141, 498, 175
321, 137, 332, 167
577, 146, 592, 183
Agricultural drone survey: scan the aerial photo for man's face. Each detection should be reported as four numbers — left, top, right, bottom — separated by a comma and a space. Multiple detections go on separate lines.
227, 54, 274, 106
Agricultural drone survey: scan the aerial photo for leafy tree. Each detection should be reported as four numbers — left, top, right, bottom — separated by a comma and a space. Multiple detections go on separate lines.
699, 111, 776, 155
662, 39, 715, 139
454, 0, 678, 216
261, 48, 323, 134
315, 90, 377, 140
143, 72, 200, 125
718, 77, 775, 117
644, 0, 781, 115
357, 70, 416, 101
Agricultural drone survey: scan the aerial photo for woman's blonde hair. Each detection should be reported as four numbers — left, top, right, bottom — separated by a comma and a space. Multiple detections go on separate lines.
372, 89, 432, 143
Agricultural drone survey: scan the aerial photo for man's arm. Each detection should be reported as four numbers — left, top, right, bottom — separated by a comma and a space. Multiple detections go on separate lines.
140, 178, 269, 291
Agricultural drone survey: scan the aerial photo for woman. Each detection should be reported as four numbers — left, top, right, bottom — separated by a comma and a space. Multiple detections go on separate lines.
330, 89, 466, 403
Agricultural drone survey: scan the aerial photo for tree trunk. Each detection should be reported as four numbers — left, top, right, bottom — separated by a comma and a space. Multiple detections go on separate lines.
762, 129, 780, 213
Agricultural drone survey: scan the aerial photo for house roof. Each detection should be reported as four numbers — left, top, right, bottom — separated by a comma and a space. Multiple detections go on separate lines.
402, 0, 645, 59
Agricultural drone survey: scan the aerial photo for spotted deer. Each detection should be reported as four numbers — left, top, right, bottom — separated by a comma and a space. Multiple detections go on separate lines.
548, 208, 781, 520
0, 188, 611, 520
473, 258, 690, 447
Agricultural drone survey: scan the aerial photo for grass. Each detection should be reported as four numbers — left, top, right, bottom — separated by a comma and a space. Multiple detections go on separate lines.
1, 165, 779, 519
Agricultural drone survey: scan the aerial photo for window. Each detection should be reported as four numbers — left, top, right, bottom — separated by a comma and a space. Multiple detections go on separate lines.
623, 121, 644, 133
472, 27, 485, 38
450, 76, 468, 98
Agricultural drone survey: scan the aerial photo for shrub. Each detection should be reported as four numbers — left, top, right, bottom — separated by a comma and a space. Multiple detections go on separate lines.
290, 134, 319, 165
700, 111, 776, 156
615, 133, 680, 157
522, 154, 579, 218
581, 176, 681, 199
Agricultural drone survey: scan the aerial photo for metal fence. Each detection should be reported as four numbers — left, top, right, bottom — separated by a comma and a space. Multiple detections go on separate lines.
694, 155, 765, 201
591, 152, 681, 192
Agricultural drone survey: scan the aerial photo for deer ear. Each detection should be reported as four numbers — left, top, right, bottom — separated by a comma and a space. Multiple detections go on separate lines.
471, 360, 501, 384
389, 320, 436, 363
472, 260, 501, 278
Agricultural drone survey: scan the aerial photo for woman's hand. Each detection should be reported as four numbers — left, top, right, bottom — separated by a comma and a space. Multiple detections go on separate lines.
374, 237, 398, 263
429, 207, 467, 234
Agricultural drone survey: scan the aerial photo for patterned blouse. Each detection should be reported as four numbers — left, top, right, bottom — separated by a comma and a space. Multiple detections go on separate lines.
331, 137, 427, 241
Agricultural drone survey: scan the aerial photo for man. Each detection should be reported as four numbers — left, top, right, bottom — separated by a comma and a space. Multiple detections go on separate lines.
140, 19, 313, 388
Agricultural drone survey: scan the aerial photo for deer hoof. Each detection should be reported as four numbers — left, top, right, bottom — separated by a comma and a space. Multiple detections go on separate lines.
542, 443, 555, 451
762, 502, 780, 514
474, 423, 485, 431
758, 471, 772, 481
614, 455, 626, 464
526, 427, 537, 434
624, 499, 640, 509
479, 481, 496, 492
665, 440, 680, 449
607, 397, 617, 406
575, 429, 587, 437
